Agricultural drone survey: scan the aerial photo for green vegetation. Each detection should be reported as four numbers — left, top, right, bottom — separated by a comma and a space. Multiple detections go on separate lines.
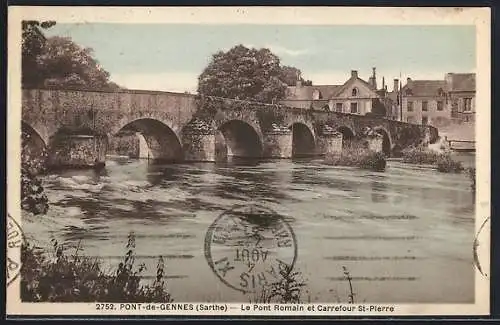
467, 167, 476, 192
402, 146, 464, 174
21, 233, 173, 302
251, 265, 308, 303
21, 131, 49, 215
197, 44, 310, 103
401, 146, 441, 165
436, 154, 464, 173
324, 146, 386, 172
22, 20, 120, 90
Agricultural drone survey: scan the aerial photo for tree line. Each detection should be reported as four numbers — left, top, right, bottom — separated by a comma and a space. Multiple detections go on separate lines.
22, 21, 312, 103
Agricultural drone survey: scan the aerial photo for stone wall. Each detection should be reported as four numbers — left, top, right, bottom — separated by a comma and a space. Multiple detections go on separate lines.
262, 131, 293, 158
316, 131, 343, 157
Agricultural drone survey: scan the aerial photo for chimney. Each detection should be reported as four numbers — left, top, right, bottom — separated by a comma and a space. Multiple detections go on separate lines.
368, 67, 377, 89
351, 70, 358, 79
382, 76, 385, 90
393, 79, 399, 92
407, 77, 412, 86
296, 71, 302, 87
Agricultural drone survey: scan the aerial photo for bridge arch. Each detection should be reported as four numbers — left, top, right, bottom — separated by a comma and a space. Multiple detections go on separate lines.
337, 125, 356, 148
217, 119, 263, 159
22, 122, 48, 170
113, 118, 183, 162
373, 126, 392, 157
289, 122, 316, 157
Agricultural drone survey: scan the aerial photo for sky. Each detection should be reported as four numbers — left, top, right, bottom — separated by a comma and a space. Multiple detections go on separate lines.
45, 24, 476, 93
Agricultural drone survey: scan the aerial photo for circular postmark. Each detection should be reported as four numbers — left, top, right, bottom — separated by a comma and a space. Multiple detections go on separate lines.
204, 204, 297, 294
7, 214, 24, 286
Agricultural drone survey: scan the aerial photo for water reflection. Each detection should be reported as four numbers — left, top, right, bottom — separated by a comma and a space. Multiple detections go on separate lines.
370, 180, 388, 203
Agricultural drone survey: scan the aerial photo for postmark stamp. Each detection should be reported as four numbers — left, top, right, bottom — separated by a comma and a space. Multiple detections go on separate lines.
7, 214, 24, 286
204, 204, 297, 294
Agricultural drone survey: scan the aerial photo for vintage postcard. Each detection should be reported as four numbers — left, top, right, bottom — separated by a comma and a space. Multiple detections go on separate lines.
7, 6, 490, 317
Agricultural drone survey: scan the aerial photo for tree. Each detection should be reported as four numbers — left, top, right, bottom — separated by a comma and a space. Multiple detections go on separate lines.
38, 36, 120, 90
22, 21, 120, 91
22, 20, 56, 88
198, 45, 289, 103
280, 65, 313, 86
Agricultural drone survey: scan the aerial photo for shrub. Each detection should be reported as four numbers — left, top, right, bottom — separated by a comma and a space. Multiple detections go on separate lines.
468, 167, 476, 191
21, 131, 49, 215
324, 146, 386, 172
436, 154, 464, 173
402, 146, 441, 165
21, 232, 173, 302
251, 265, 307, 304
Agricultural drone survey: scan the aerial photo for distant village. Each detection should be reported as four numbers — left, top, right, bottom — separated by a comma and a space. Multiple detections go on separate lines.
280, 68, 475, 140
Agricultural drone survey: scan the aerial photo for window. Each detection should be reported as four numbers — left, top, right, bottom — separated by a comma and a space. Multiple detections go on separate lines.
451, 100, 459, 118
351, 88, 358, 97
336, 103, 343, 112
422, 116, 428, 125
437, 101, 444, 111
407, 101, 414, 112
422, 101, 428, 112
350, 102, 358, 114
464, 98, 473, 112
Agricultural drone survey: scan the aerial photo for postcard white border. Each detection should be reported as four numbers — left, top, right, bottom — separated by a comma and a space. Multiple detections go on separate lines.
7, 6, 491, 316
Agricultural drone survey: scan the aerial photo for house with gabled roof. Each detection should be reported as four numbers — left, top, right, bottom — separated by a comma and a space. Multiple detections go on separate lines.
396, 72, 476, 126
281, 68, 393, 117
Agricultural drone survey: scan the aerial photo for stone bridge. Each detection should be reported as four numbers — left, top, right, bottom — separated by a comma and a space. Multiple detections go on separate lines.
21, 89, 438, 167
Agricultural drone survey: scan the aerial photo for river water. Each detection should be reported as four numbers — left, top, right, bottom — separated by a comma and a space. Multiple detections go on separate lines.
23, 153, 476, 303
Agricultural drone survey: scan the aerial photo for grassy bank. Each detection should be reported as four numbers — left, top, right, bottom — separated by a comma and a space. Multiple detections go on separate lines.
323, 146, 386, 172
402, 146, 464, 173
21, 233, 173, 302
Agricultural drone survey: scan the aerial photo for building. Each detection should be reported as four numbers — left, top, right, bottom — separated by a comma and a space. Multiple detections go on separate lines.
393, 73, 476, 126
281, 68, 393, 117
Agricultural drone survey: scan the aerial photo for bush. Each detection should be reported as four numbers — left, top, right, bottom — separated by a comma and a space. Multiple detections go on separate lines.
21, 233, 173, 302
251, 265, 307, 304
468, 167, 476, 191
402, 146, 441, 165
21, 130, 49, 215
324, 146, 386, 172
436, 154, 464, 173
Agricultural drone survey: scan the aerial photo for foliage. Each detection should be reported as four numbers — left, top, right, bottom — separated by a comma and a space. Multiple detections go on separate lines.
402, 146, 464, 174
401, 146, 441, 165
22, 20, 56, 88
280, 65, 313, 86
251, 265, 307, 303
198, 44, 306, 103
468, 167, 476, 192
436, 154, 464, 173
21, 130, 49, 215
21, 232, 173, 302
324, 144, 386, 172
22, 21, 120, 91
343, 266, 355, 304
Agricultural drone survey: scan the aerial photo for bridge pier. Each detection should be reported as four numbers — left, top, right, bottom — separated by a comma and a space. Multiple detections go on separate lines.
182, 119, 216, 162
365, 134, 384, 153
262, 127, 293, 159
47, 134, 107, 169
316, 129, 343, 157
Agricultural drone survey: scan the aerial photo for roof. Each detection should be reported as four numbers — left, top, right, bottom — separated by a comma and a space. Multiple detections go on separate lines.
331, 76, 376, 97
401, 80, 447, 97
447, 73, 476, 92
285, 85, 342, 100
